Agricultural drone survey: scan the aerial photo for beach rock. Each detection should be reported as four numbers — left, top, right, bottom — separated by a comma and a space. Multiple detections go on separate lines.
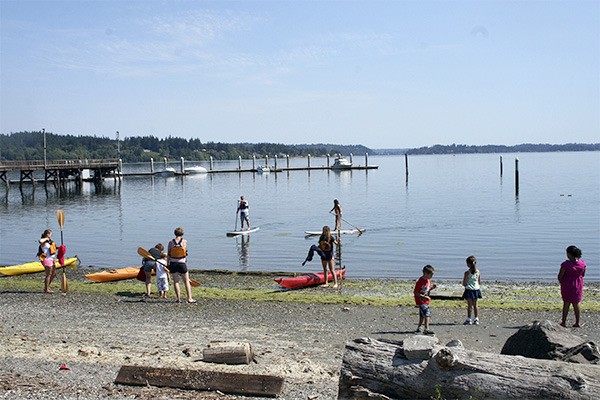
403, 335, 438, 360
501, 320, 600, 364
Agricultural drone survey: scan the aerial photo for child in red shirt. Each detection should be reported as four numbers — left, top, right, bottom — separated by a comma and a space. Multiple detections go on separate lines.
414, 265, 436, 335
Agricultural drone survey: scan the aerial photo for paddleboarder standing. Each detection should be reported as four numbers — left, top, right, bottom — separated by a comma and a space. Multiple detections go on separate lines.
330, 199, 342, 231
237, 195, 251, 230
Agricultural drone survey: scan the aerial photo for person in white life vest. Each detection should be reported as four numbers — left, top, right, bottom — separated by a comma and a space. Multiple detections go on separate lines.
237, 195, 251, 230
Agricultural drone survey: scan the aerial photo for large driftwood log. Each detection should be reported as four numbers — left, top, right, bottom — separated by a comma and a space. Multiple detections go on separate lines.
202, 341, 254, 364
115, 365, 284, 397
338, 337, 600, 400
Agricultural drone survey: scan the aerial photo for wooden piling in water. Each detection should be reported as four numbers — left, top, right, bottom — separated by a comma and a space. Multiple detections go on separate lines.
515, 158, 519, 195
500, 156, 503, 176
405, 154, 409, 176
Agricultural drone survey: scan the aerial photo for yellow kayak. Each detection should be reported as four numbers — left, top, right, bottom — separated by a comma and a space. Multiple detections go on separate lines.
0, 257, 78, 276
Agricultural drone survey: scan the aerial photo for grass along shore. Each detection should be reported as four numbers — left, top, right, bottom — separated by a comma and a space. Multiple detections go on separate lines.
1, 266, 599, 311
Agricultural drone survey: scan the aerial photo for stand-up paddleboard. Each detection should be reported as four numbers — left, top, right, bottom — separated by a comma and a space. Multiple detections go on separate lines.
304, 228, 365, 236
226, 227, 260, 237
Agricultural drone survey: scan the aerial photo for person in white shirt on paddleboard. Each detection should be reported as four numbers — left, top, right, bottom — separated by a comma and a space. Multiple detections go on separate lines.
237, 196, 251, 230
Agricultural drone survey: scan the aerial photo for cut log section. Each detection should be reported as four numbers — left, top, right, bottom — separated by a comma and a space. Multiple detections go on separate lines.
115, 365, 284, 397
203, 341, 254, 364
338, 337, 600, 399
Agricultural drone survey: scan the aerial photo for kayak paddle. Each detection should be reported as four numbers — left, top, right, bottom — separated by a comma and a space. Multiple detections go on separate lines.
57, 210, 68, 293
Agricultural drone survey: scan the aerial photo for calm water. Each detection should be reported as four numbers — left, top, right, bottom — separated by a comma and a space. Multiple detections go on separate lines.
1, 152, 598, 282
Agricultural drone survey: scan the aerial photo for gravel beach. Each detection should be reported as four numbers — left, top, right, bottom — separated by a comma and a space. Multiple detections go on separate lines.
1, 270, 599, 400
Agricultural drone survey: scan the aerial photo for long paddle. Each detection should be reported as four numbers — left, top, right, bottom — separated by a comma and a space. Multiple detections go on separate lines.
235, 200, 240, 231
137, 247, 200, 287
56, 210, 68, 293
329, 211, 364, 235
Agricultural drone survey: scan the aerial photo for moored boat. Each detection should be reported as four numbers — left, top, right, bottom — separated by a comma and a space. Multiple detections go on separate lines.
0, 257, 79, 276
185, 166, 208, 174
256, 166, 270, 173
274, 267, 346, 289
331, 156, 352, 170
156, 167, 176, 175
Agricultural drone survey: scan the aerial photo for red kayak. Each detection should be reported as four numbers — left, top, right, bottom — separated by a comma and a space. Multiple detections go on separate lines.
274, 267, 346, 289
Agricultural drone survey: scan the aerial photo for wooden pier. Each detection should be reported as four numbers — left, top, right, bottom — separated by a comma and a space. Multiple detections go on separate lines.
1, 154, 378, 184
0, 159, 119, 185
121, 154, 378, 177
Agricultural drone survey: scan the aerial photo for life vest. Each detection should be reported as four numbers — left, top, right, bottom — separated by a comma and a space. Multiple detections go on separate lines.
319, 240, 332, 252
169, 238, 187, 258
37, 241, 57, 261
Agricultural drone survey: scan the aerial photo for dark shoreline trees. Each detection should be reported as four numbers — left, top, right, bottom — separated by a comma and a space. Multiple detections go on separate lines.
0, 131, 597, 162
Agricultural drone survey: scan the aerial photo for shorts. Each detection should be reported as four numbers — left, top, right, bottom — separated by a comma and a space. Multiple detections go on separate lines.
418, 304, 431, 319
462, 289, 483, 300
42, 258, 55, 268
240, 212, 249, 223
157, 277, 169, 292
168, 261, 188, 274
320, 251, 334, 262
142, 261, 156, 273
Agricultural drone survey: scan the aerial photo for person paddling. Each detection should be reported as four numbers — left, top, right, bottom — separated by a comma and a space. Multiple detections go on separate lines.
237, 195, 251, 230
330, 199, 342, 231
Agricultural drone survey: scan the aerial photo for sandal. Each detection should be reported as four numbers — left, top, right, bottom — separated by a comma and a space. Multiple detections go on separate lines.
187, 299, 197, 304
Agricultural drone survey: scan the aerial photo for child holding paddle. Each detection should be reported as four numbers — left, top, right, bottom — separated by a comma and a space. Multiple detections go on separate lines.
142, 243, 164, 297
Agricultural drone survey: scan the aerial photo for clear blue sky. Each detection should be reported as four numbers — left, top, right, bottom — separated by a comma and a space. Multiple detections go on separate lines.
1, 0, 598, 148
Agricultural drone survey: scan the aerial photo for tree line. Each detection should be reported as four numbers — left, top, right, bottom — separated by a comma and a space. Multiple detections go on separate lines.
0, 131, 597, 162
0, 131, 372, 162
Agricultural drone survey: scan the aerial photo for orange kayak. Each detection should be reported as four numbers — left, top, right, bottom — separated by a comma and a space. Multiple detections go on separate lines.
85, 267, 152, 283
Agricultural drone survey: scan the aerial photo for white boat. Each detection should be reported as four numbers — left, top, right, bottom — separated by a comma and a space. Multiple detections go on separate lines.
156, 167, 176, 175
226, 227, 260, 237
256, 166, 270, 173
331, 156, 352, 170
185, 166, 208, 174
304, 228, 365, 236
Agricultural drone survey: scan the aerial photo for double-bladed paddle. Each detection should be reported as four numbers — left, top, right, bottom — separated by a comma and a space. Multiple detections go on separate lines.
57, 210, 68, 293
137, 246, 200, 287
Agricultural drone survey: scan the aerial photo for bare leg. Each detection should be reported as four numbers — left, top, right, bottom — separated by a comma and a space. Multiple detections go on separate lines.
572, 302, 581, 327
466, 299, 473, 319
424, 316, 430, 330
560, 301, 569, 327
183, 272, 195, 303
472, 299, 478, 319
173, 274, 181, 302
145, 274, 152, 296
321, 260, 329, 287
44, 265, 55, 293
330, 260, 338, 288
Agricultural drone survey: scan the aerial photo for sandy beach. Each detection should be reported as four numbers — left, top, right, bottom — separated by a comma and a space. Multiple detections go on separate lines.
1, 270, 599, 399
